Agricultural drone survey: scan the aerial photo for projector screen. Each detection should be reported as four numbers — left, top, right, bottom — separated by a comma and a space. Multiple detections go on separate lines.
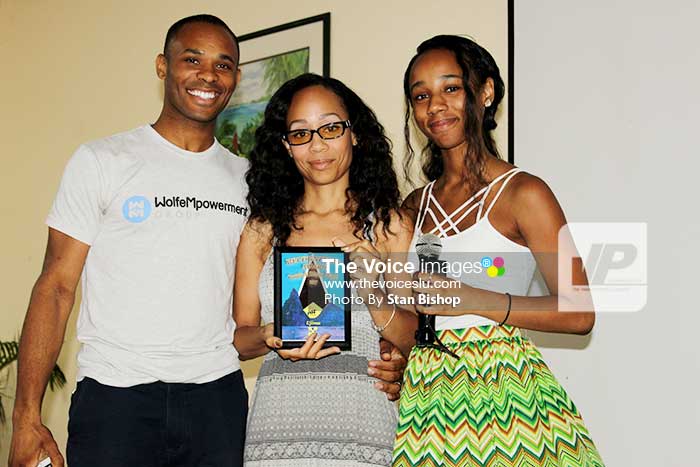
513, 1, 699, 466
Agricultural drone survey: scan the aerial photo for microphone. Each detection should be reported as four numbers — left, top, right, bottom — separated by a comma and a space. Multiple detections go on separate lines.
414, 233, 443, 346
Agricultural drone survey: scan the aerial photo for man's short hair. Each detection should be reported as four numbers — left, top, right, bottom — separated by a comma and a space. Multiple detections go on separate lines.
164, 14, 239, 64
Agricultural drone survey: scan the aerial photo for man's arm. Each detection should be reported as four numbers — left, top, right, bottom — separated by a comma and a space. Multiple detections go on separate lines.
9, 228, 89, 467
368, 339, 408, 402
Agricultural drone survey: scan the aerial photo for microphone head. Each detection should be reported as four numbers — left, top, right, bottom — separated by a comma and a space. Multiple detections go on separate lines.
415, 233, 443, 261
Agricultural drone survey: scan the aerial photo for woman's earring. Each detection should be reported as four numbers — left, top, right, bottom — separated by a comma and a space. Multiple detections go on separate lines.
485, 99, 492, 107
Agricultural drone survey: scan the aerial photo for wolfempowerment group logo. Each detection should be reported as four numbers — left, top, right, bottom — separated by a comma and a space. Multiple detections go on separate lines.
121, 194, 248, 223
122, 196, 152, 223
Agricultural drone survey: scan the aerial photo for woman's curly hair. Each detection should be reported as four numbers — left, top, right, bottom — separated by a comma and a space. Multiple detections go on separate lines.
402, 35, 505, 188
246, 73, 401, 246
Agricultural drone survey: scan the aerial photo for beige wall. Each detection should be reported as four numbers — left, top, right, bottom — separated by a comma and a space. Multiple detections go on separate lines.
0, 0, 507, 459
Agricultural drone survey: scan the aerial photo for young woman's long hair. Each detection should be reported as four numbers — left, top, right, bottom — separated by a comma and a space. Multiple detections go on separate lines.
246, 73, 401, 245
403, 35, 505, 189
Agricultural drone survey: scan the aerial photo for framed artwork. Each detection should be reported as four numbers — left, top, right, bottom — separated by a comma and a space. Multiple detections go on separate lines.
274, 247, 351, 350
215, 13, 331, 157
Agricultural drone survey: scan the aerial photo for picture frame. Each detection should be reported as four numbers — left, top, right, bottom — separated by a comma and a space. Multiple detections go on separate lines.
215, 13, 331, 158
274, 246, 352, 350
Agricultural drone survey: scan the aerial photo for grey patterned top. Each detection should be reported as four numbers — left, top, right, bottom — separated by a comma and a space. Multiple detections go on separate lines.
243, 254, 398, 466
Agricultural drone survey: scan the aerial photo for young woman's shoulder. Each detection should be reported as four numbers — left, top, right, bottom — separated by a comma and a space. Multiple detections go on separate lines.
508, 172, 560, 214
504, 171, 567, 241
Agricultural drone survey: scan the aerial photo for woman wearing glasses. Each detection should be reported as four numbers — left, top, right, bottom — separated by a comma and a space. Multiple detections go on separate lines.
234, 73, 417, 466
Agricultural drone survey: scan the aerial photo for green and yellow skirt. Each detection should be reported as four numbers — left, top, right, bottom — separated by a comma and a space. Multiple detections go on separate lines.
392, 325, 604, 467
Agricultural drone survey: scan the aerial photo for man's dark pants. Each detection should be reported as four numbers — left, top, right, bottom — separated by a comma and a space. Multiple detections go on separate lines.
67, 370, 248, 466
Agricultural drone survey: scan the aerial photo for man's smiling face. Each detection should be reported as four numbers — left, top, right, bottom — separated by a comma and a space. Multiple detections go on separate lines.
156, 21, 240, 125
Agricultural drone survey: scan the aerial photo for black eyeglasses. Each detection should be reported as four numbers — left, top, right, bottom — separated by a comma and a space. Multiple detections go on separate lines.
283, 120, 352, 146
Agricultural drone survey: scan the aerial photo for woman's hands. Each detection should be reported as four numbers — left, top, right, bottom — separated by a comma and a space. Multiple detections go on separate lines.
267, 326, 341, 362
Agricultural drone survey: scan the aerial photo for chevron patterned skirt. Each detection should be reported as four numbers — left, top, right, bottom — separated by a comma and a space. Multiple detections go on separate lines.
391, 325, 604, 467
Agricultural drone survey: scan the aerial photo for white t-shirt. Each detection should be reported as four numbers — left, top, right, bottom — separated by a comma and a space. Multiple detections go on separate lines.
47, 125, 248, 386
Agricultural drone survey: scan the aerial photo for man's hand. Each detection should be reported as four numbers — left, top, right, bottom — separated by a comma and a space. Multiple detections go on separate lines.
367, 338, 408, 402
10, 229, 85, 467
9, 417, 64, 467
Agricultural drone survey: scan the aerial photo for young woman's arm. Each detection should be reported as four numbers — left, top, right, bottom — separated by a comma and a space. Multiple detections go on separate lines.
415, 175, 595, 335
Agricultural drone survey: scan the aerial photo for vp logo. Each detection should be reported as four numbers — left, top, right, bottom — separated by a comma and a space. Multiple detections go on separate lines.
122, 196, 152, 223
559, 223, 647, 312
572, 244, 637, 286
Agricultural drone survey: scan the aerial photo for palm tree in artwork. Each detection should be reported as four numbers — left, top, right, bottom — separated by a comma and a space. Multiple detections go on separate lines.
263, 50, 309, 96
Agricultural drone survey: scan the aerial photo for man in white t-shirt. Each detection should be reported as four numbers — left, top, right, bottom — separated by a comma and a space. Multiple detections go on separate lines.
8, 14, 405, 467
8, 15, 249, 467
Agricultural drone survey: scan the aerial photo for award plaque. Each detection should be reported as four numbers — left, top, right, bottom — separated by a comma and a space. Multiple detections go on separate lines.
274, 246, 352, 350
